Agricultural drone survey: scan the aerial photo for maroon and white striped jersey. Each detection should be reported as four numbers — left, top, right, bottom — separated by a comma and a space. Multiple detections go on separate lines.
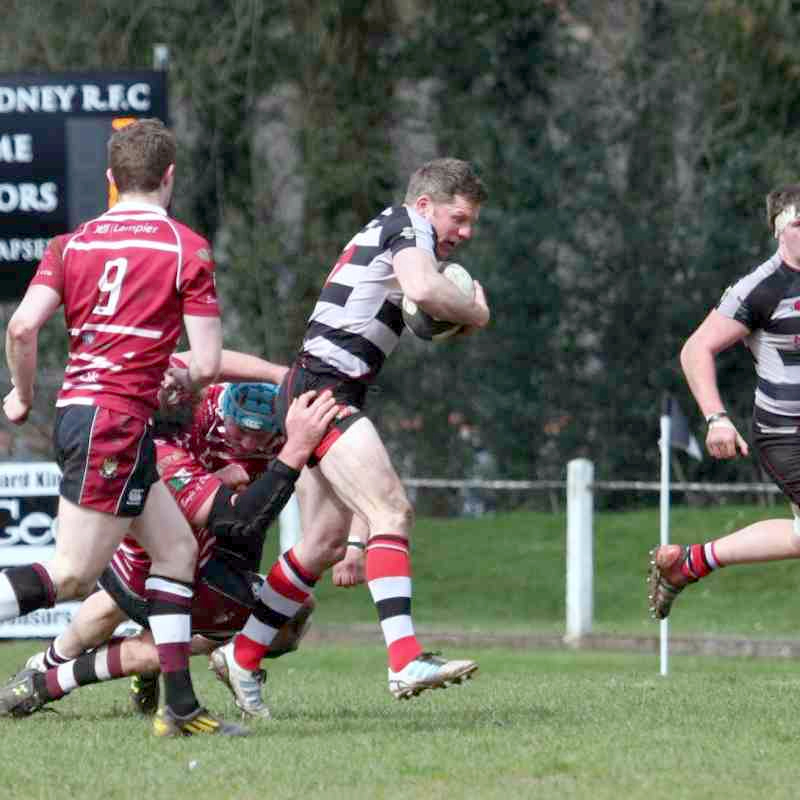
29, 201, 219, 421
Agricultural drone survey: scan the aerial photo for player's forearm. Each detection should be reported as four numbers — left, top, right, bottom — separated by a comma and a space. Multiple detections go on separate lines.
187, 358, 218, 389
183, 314, 222, 388
217, 350, 288, 384
208, 460, 300, 539
680, 338, 726, 418
416, 281, 488, 328
5, 322, 38, 404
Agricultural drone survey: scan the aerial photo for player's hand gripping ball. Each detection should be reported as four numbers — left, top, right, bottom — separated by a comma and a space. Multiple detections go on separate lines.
402, 262, 475, 341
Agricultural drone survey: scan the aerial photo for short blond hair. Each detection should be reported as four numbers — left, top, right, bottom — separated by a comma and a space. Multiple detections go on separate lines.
404, 158, 488, 206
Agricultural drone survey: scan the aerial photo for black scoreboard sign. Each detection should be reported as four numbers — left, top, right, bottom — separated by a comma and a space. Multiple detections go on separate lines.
0, 71, 168, 301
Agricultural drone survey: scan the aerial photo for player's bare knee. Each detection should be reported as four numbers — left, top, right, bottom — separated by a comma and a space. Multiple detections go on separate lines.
318, 538, 349, 568
153, 532, 198, 575
380, 492, 414, 537
55, 571, 97, 601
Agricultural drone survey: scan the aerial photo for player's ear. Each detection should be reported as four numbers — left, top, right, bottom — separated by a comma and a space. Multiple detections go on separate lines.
162, 163, 176, 188
414, 193, 434, 219
105, 168, 116, 189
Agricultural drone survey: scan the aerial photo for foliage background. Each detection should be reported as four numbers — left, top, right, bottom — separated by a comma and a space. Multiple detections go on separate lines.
3, 0, 800, 510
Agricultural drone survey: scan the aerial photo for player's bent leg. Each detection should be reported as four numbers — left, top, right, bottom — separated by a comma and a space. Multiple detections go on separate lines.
129, 482, 229, 731
319, 419, 479, 697
64, 588, 129, 656
0, 497, 129, 624
49, 496, 133, 600
21, 589, 129, 677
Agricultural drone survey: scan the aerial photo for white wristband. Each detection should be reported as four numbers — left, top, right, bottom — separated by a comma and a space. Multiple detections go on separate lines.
708, 417, 735, 431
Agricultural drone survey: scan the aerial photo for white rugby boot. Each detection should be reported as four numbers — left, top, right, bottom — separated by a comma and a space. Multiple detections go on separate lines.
388, 652, 478, 700
24, 651, 47, 673
209, 641, 271, 719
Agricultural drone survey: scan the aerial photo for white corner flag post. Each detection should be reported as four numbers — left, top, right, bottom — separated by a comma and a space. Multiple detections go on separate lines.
659, 394, 703, 677
658, 409, 672, 677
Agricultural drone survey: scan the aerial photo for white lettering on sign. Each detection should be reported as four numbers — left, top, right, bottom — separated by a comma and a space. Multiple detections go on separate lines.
0, 463, 61, 497
81, 82, 151, 112
0, 182, 58, 213
0, 238, 49, 261
0, 511, 56, 546
0, 84, 76, 113
0, 134, 33, 163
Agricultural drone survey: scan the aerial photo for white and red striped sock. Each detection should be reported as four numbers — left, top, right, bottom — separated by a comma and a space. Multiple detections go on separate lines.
233, 547, 317, 671
366, 534, 422, 672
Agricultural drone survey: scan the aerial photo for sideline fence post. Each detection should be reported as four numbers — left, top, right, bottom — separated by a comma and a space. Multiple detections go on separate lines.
566, 458, 594, 643
279, 493, 302, 554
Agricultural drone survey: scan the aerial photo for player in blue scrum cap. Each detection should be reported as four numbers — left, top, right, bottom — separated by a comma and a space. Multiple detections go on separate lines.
221, 383, 281, 433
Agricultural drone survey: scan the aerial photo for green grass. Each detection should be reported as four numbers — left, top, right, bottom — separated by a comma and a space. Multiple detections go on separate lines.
309, 504, 800, 639
3, 503, 800, 799
2, 641, 800, 800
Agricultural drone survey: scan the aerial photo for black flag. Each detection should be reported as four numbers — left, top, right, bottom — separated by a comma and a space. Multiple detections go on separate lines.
662, 394, 703, 461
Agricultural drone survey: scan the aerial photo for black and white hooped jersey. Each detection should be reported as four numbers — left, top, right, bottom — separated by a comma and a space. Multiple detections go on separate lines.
717, 251, 800, 430
302, 205, 436, 379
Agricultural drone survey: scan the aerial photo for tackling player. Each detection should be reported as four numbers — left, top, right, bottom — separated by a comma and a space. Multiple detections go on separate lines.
0, 373, 342, 723
1, 119, 246, 736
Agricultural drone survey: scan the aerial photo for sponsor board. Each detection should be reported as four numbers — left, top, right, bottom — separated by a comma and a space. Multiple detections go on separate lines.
0, 462, 143, 638
0, 602, 140, 639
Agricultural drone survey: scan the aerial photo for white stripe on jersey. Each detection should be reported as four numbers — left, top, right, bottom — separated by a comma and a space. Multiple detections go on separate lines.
55, 397, 96, 407
303, 205, 435, 378
161, 216, 185, 291
61, 383, 103, 392
68, 322, 163, 339
64, 239, 180, 254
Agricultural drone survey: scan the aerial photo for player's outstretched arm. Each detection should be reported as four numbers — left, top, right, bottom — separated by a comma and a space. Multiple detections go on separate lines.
173, 349, 289, 385
206, 391, 337, 540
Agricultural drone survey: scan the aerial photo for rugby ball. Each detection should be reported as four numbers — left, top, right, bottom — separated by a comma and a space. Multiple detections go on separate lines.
402, 262, 475, 341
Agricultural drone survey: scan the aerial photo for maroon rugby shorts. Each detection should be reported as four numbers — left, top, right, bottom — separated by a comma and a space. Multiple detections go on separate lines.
54, 405, 158, 516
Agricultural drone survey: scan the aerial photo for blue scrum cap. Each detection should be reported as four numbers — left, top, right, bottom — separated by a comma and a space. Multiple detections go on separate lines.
220, 383, 279, 432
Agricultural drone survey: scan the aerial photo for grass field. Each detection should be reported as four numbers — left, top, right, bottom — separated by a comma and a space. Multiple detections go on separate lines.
2, 642, 800, 800
3, 503, 800, 800
310, 503, 800, 639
